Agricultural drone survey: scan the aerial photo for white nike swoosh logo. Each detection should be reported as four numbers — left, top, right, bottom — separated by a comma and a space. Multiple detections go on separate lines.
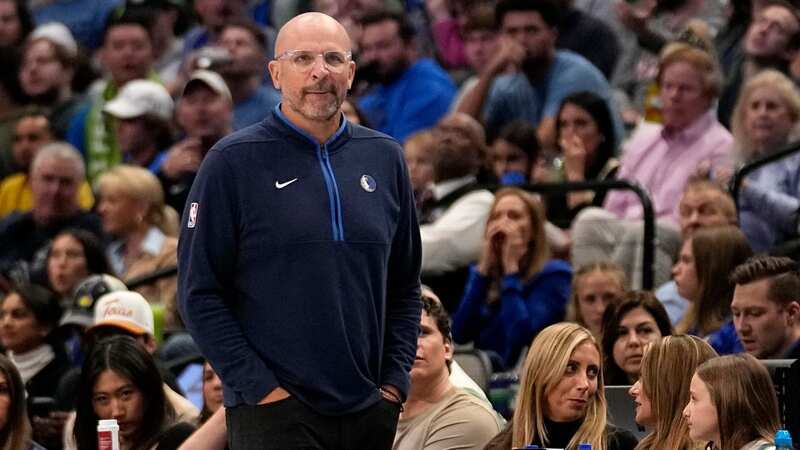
275, 178, 298, 189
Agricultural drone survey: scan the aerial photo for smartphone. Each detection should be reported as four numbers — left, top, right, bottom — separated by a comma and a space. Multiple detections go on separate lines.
28, 396, 57, 418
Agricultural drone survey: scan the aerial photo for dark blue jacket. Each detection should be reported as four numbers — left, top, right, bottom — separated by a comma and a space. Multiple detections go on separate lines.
177, 106, 422, 415
452, 261, 573, 369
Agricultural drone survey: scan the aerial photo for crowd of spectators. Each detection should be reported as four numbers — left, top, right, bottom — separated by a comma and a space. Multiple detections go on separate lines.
0, 0, 799, 448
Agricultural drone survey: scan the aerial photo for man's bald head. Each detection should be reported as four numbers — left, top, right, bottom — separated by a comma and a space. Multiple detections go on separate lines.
274, 12, 352, 56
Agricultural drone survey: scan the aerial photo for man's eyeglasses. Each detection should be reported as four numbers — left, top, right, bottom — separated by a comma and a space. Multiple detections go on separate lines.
276, 50, 352, 72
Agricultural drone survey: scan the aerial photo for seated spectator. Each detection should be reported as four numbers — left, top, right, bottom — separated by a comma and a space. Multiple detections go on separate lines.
0, 113, 93, 218
449, 3, 499, 111
0, 142, 103, 272
458, 0, 621, 149
45, 229, 110, 304
19, 23, 83, 138
66, 9, 157, 182
419, 115, 494, 310
730, 255, 800, 359
572, 37, 733, 289
393, 292, 501, 450
602, 291, 672, 385
684, 354, 781, 450
655, 179, 738, 325
673, 226, 753, 354
58, 273, 128, 367
96, 165, 180, 328
102, 79, 175, 173
547, 91, 619, 228
452, 187, 571, 370
484, 323, 637, 450
0, 0, 32, 50
357, 11, 456, 142
198, 361, 222, 425
628, 335, 717, 450
157, 70, 233, 213
73, 335, 195, 450
729, 70, 800, 253
60, 290, 200, 450
488, 120, 539, 186
0, 283, 69, 401
403, 129, 436, 213
566, 261, 626, 338
0, 354, 45, 450
718, 0, 800, 127
421, 286, 493, 405
219, 19, 279, 130
64, 291, 200, 450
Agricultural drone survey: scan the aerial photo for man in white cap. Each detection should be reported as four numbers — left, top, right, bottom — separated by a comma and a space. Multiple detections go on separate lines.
157, 70, 232, 212
103, 79, 175, 173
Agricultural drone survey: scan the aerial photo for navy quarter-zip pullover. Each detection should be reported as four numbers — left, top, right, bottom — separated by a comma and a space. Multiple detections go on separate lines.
178, 106, 422, 415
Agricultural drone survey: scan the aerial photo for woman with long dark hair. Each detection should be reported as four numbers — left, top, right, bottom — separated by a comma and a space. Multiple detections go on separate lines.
601, 291, 673, 385
73, 335, 193, 450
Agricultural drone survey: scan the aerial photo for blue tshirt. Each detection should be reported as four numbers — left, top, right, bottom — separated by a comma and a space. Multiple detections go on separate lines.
358, 58, 456, 143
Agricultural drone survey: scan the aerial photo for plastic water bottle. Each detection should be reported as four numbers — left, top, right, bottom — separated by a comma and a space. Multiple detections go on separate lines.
775, 429, 794, 449
97, 419, 120, 450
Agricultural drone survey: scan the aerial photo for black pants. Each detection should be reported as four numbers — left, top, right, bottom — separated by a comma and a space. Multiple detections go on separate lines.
226, 396, 401, 450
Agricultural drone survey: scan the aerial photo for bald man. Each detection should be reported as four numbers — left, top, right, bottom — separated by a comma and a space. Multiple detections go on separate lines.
177, 12, 422, 449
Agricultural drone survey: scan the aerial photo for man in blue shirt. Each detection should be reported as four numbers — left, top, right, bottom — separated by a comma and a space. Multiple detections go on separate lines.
218, 19, 280, 129
457, 0, 620, 145
357, 11, 456, 143
178, 12, 422, 450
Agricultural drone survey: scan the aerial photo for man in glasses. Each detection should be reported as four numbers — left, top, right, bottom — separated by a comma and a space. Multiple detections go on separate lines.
178, 11, 422, 450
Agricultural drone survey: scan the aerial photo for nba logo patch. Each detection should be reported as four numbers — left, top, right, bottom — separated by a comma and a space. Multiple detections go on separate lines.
360, 174, 376, 193
187, 202, 199, 228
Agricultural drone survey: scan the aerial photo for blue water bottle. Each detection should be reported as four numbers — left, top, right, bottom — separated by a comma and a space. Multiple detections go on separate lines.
775, 429, 794, 449
579, 444, 593, 450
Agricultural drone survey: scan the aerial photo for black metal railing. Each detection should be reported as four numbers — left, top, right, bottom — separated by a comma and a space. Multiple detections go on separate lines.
514, 179, 656, 290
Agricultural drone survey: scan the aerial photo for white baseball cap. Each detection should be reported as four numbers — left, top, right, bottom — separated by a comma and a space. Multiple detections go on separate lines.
89, 291, 154, 336
182, 70, 232, 103
104, 79, 174, 121
30, 22, 78, 58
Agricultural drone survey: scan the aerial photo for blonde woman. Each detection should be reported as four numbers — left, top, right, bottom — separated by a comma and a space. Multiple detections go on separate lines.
684, 354, 781, 450
728, 69, 800, 253
567, 261, 627, 338
96, 165, 181, 328
629, 335, 717, 450
485, 323, 638, 450
452, 188, 572, 370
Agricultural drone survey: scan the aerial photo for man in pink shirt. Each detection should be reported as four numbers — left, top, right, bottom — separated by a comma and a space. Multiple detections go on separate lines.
571, 38, 734, 289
